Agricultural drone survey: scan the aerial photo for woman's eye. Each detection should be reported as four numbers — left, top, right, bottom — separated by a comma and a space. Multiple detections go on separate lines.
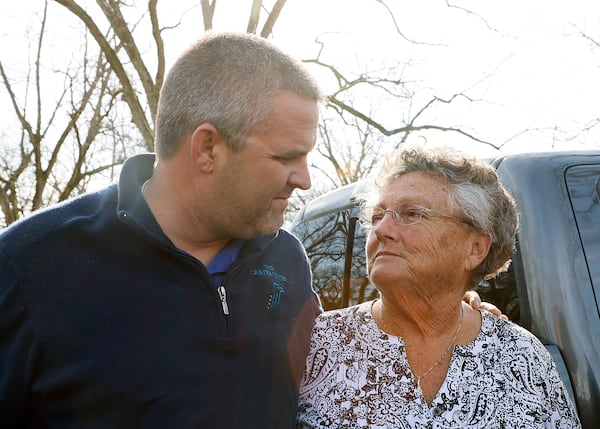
370, 214, 383, 224
404, 209, 422, 220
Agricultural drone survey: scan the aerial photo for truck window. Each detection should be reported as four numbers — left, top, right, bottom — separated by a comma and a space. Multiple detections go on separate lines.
292, 209, 350, 310
292, 208, 376, 310
565, 164, 600, 316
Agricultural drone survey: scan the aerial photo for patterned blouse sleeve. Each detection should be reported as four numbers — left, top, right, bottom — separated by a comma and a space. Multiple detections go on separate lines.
532, 336, 581, 428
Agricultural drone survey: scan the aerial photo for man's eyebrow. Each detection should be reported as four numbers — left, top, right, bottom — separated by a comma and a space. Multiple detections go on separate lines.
276, 149, 309, 158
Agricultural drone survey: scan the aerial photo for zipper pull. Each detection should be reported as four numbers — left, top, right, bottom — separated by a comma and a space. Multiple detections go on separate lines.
217, 286, 230, 315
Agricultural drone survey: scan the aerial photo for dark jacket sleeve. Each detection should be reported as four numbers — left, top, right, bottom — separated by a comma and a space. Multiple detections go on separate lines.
0, 258, 37, 427
282, 232, 323, 388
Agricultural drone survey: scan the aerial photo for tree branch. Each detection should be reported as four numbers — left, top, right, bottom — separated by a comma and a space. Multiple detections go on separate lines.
260, 0, 287, 38
53, 0, 154, 149
247, 0, 261, 34
97, 0, 158, 121
200, 0, 216, 31
149, 0, 165, 97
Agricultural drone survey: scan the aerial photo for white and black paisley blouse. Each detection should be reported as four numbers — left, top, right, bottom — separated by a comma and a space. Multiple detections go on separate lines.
297, 300, 580, 428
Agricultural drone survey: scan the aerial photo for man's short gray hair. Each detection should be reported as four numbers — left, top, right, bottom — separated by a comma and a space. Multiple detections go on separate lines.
155, 32, 322, 158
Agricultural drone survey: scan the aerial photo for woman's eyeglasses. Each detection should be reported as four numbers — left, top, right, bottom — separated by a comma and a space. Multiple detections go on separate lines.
361, 205, 471, 228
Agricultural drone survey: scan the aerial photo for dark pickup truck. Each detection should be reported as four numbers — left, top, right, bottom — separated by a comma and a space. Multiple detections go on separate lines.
290, 150, 600, 428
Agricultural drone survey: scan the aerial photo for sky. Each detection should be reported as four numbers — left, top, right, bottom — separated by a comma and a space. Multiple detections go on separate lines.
274, 0, 600, 157
1, 0, 600, 160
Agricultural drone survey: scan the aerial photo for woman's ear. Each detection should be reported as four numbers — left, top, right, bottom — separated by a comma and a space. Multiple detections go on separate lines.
464, 230, 492, 271
189, 124, 222, 173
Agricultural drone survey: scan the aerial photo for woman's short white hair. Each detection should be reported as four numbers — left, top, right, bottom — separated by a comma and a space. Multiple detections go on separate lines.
360, 145, 519, 287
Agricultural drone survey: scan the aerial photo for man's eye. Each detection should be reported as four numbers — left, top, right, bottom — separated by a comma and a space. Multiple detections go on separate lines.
275, 154, 303, 163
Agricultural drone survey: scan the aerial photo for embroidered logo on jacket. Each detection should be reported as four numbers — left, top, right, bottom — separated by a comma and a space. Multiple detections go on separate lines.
267, 282, 285, 309
249, 264, 288, 310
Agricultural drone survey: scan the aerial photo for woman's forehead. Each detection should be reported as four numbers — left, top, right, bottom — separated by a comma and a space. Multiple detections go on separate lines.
379, 173, 451, 203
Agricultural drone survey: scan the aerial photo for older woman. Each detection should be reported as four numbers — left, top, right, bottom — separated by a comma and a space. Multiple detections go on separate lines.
296, 146, 580, 428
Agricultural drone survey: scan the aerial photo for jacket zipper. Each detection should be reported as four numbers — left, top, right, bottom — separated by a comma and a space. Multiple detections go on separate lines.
217, 286, 230, 315
215, 254, 257, 335
217, 285, 231, 335
121, 210, 275, 334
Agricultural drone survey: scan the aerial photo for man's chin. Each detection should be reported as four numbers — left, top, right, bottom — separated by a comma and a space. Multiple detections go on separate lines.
255, 212, 285, 236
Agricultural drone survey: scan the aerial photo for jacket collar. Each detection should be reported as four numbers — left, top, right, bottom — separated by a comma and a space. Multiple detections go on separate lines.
116, 153, 278, 257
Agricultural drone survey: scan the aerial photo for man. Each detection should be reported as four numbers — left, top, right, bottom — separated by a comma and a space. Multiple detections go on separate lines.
0, 32, 322, 428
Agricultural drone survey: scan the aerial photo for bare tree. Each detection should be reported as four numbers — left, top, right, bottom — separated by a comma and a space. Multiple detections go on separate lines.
1, 0, 501, 226
303, 50, 500, 194
53, 0, 164, 150
52, 0, 294, 153
573, 27, 600, 140
0, 1, 137, 227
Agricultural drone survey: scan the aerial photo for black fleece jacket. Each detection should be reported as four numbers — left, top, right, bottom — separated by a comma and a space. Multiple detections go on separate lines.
0, 153, 322, 429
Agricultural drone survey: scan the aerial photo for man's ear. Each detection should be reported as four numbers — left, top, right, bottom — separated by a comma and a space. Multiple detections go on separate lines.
189, 124, 222, 173
464, 231, 492, 271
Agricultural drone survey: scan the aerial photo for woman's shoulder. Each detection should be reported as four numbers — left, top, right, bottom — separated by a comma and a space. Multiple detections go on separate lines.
306, 301, 381, 373
310, 301, 377, 343
479, 311, 552, 360
481, 311, 533, 338
315, 300, 373, 325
